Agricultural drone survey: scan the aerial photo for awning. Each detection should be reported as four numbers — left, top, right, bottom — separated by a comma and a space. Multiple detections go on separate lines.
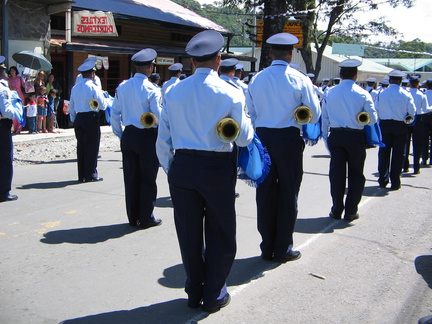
53, 38, 187, 57
52, 38, 257, 62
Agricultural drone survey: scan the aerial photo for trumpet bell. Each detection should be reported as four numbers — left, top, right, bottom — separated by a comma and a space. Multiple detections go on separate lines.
357, 111, 371, 125
140, 112, 158, 128
294, 106, 313, 125
404, 115, 415, 125
216, 117, 240, 143
89, 99, 99, 111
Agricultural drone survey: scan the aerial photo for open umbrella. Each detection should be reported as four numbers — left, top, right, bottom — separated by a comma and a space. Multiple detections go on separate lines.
12, 50, 52, 71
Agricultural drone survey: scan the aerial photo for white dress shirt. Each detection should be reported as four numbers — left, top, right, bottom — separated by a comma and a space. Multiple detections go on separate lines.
111, 73, 162, 138
156, 67, 253, 173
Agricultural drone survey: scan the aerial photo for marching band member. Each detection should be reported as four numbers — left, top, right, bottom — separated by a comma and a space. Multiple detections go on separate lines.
321, 59, 377, 221
422, 79, 432, 164
375, 70, 416, 190
69, 57, 107, 183
233, 63, 249, 96
111, 48, 162, 229
0, 56, 21, 202
246, 32, 320, 263
156, 30, 253, 312
162, 63, 183, 96
407, 77, 430, 174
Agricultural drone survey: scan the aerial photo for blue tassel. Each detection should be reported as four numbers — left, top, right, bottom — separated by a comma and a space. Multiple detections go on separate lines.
237, 133, 271, 188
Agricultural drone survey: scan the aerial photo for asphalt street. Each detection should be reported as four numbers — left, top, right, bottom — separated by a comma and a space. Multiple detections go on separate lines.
0, 131, 431, 324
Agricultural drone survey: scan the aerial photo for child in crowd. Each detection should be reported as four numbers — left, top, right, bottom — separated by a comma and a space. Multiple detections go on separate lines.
47, 88, 58, 133
26, 92, 37, 134
37, 86, 48, 133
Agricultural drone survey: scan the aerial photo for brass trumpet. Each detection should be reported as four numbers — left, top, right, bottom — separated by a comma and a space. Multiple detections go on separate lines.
89, 99, 99, 111
216, 117, 240, 143
404, 114, 415, 125
140, 112, 158, 128
294, 106, 313, 125
357, 111, 371, 125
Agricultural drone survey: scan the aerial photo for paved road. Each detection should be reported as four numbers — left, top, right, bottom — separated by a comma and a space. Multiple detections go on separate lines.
0, 132, 431, 324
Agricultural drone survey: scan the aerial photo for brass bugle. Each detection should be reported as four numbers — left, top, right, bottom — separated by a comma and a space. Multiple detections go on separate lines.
294, 106, 313, 125
357, 111, 371, 125
404, 114, 415, 125
89, 99, 99, 110
140, 112, 158, 128
216, 117, 240, 143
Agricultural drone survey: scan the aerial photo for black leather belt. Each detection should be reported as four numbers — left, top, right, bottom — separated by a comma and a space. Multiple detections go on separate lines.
176, 149, 232, 158
330, 127, 363, 133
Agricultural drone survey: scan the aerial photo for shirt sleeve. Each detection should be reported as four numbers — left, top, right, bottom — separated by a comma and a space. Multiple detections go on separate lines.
111, 91, 123, 138
156, 104, 174, 174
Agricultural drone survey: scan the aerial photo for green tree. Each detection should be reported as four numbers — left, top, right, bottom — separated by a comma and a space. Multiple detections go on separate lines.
221, 0, 415, 76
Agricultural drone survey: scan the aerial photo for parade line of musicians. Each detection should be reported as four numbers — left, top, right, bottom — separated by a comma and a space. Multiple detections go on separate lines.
1, 30, 431, 313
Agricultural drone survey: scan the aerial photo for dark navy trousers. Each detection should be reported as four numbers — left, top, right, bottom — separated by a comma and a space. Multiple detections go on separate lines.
378, 120, 409, 188
0, 119, 13, 199
73, 111, 101, 182
121, 126, 159, 225
168, 150, 236, 305
328, 128, 366, 217
255, 127, 304, 259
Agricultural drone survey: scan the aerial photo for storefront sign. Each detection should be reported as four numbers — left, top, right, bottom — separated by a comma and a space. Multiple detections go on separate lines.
73, 11, 118, 36
157, 57, 175, 65
256, 20, 303, 48
332, 43, 365, 56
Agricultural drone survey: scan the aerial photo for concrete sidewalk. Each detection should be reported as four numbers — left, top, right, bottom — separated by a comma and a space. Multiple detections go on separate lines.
12, 125, 114, 144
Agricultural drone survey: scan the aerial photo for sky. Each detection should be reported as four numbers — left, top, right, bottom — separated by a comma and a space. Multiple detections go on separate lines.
195, 0, 432, 44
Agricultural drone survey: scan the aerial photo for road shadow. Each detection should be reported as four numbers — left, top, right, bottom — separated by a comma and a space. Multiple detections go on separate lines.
415, 255, 432, 289
311, 154, 330, 159
17, 179, 80, 189
295, 217, 351, 234
40, 223, 137, 244
158, 256, 280, 290
14, 158, 77, 165
362, 185, 389, 197
60, 299, 209, 324
155, 196, 173, 208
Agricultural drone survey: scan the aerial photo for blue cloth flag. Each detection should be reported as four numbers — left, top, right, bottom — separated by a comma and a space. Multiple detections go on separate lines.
103, 92, 114, 126
10, 91, 25, 127
364, 123, 385, 147
302, 120, 321, 146
237, 133, 271, 188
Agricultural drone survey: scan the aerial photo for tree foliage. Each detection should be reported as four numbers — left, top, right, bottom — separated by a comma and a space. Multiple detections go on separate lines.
174, 0, 431, 76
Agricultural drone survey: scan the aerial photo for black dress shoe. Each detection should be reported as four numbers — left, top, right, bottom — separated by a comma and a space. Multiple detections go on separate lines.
201, 293, 231, 313
413, 170, 420, 175
261, 253, 273, 261
329, 211, 341, 220
0, 195, 18, 203
187, 297, 202, 309
136, 219, 162, 229
390, 185, 401, 191
235, 192, 240, 198
344, 213, 359, 222
273, 250, 301, 263
89, 177, 103, 182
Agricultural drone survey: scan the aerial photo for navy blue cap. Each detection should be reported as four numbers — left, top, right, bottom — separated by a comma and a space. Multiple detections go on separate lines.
267, 33, 299, 46
339, 59, 362, 68
220, 58, 239, 68
77, 59, 96, 72
186, 30, 224, 58
168, 63, 183, 71
0, 55, 6, 69
131, 48, 157, 64
381, 78, 390, 85
388, 69, 406, 78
